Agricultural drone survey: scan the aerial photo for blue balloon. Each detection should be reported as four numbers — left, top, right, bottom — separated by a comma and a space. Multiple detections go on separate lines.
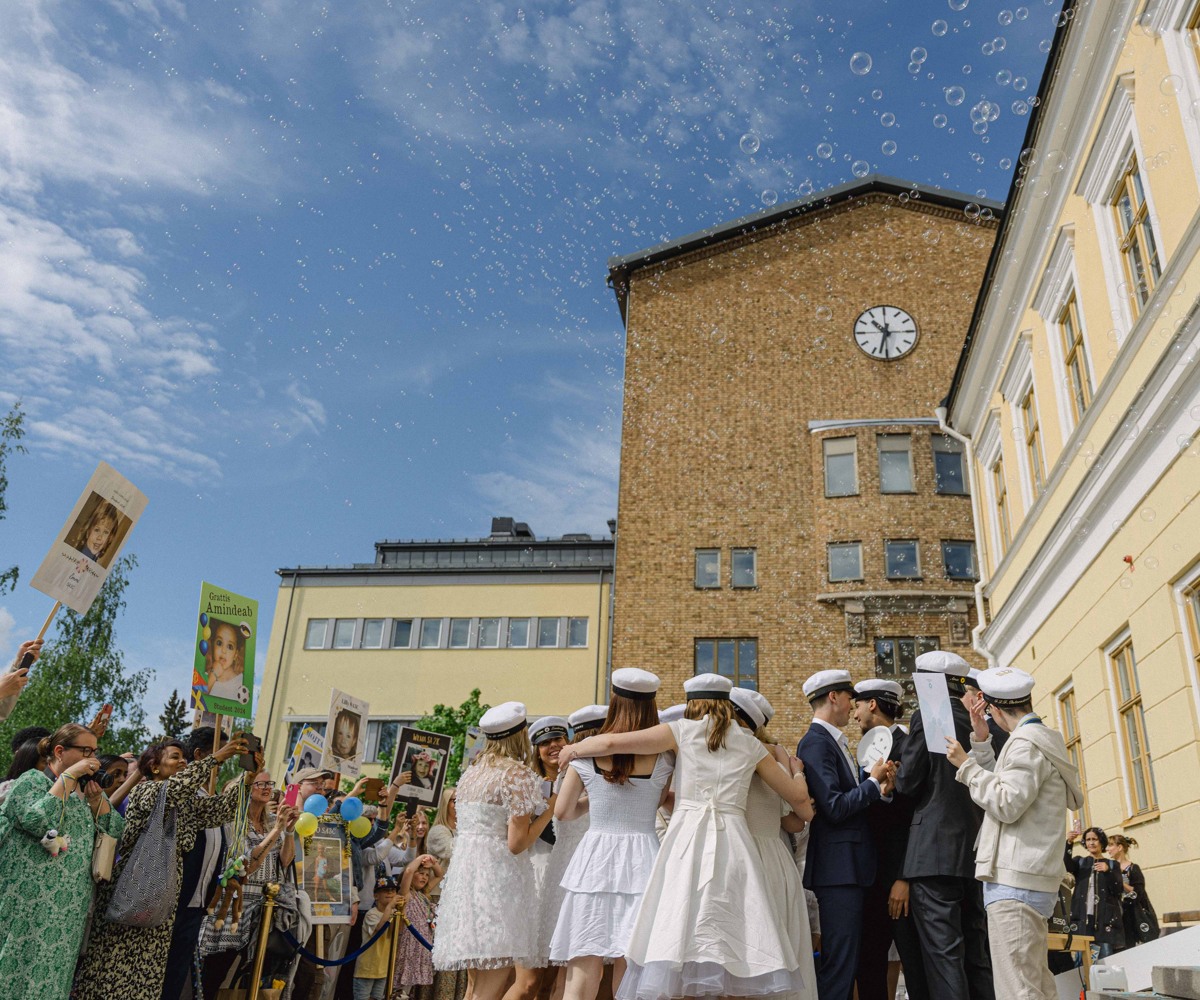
199, 612, 209, 627
199, 640, 209, 656
339, 796, 364, 822
303, 794, 328, 816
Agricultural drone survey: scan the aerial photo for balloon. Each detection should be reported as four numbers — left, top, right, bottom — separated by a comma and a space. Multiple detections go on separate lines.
199, 613, 209, 627
294, 812, 318, 838
202, 625, 211, 641
348, 816, 372, 838
339, 796, 363, 822
303, 794, 328, 816
199, 640, 209, 656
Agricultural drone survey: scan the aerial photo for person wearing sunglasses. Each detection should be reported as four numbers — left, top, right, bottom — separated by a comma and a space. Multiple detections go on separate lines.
0, 722, 125, 1000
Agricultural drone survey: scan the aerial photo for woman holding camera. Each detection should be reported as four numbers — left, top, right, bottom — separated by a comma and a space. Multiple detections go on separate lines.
0, 722, 125, 1000
1066, 826, 1126, 960
74, 734, 260, 1000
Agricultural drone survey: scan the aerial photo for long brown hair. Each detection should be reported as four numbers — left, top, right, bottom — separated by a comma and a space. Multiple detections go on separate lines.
684, 698, 736, 752
598, 692, 659, 784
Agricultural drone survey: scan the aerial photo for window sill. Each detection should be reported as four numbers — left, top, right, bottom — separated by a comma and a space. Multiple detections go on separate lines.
828, 578, 865, 585
880, 490, 918, 496
825, 492, 861, 499
1123, 809, 1160, 829
886, 576, 923, 582
694, 586, 722, 591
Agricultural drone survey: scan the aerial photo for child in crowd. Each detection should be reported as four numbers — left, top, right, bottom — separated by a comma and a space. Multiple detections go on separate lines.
354, 876, 400, 1000
70, 501, 120, 563
393, 853, 444, 997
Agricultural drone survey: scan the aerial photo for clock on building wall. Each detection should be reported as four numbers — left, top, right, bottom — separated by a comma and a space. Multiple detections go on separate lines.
852, 305, 919, 360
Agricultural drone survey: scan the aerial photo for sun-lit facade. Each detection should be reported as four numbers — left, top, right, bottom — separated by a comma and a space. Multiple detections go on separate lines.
946, 0, 1200, 913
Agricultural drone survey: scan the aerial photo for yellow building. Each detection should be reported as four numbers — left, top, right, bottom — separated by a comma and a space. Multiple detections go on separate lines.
255, 518, 613, 775
945, 0, 1200, 914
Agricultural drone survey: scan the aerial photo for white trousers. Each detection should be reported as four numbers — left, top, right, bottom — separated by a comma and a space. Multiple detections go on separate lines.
986, 898, 1057, 1000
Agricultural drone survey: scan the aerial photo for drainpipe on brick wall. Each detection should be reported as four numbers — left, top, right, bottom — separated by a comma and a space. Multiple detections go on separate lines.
935, 406, 997, 667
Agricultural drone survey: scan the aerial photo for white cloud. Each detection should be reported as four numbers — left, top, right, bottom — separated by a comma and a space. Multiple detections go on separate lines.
0, 607, 15, 662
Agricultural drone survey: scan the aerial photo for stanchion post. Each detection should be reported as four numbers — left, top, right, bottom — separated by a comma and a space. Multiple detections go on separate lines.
248, 882, 280, 1000
386, 911, 404, 996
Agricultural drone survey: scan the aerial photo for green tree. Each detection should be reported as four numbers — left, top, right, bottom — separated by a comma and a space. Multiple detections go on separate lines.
0, 554, 152, 773
158, 689, 189, 740
0, 402, 27, 594
414, 688, 489, 790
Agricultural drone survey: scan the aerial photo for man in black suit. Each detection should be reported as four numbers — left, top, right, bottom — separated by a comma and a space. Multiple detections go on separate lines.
797, 669, 894, 1000
895, 652, 995, 1000
852, 679, 929, 1000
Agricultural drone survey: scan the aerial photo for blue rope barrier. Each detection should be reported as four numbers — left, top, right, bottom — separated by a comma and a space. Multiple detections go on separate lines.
282, 917, 395, 967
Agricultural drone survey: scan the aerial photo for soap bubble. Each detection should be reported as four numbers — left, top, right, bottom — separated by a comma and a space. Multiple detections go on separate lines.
998, 9, 1013, 24
1012, 100, 1029, 115
949, 0, 968, 10
815, 305, 833, 321
993, 35, 1007, 52
945, 85, 966, 106
740, 132, 761, 155
1161, 75, 1184, 96
1014, 75, 1028, 92
964, 202, 982, 220
852, 159, 870, 177
761, 189, 778, 206
933, 113, 948, 127
1015, 6, 1028, 19
997, 69, 1012, 85
1140, 507, 1156, 522
881, 112, 896, 127
850, 52, 873, 75
882, 140, 897, 155
982, 41, 995, 56
999, 157, 1012, 169
872, 88, 884, 100
908, 62, 923, 74
911, 47, 928, 64
932, 18, 948, 35
817, 142, 834, 158
971, 99, 1000, 123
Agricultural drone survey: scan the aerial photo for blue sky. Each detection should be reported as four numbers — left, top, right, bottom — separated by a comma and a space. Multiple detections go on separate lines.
0, 0, 1056, 725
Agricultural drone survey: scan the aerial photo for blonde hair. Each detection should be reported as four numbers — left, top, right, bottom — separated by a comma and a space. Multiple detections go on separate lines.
431, 786, 456, 829
478, 728, 533, 767
684, 698, 736, 752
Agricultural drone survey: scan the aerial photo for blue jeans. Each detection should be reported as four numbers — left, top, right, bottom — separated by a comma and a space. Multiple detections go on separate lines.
352, 977, 387, 1000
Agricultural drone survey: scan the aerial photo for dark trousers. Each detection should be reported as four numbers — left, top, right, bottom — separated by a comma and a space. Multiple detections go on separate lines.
814, 884, 865, 1000
909, 875, 994, 1000
856, 879, 931, 1000
161, 904, 207, 1000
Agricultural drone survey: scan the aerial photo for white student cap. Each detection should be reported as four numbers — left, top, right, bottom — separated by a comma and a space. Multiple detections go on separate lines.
528, 716, 569, 745
611, 667, 661, 701
853, 679, 904, 707
568, 704, 608, 734
914, 650, 971, 693
730, 687, 767, 730
977, 667, 1035, 708
746, 689, 775, 723
964, 668, 983, 691
802, 669, 856, 702
480, 701, 528, 740
684, 673, 733, 700
658, 703, 686, 724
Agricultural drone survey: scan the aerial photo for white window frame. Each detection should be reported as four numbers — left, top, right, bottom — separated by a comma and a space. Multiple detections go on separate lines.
304, 619, 329, 649
731, 548, 757, 588
537, 617, 561, 648
884, 539, 921, 580
508, 617, 531, 648
1171, 560, 1200, 744
332, 619, 357, 649
419, 617, 443, 649
695, 548, 721, 589
448, 618, 473, 649
976, 411, 1007, 573
1103, 627, 1157, 820
823, 436, 859, 497
1144, 0, 1200, 190
359, 618, 385, 649
931, 433, 969, 496
940, 540, 978, 581
477, 617, 501, 648
877, 434, 915, 494
1033, 227, 1096, 441
1076, 74, 1167, 341
392, 619, 414, 649
999, 333, 1043, 510
567, 617, 589, 648
828, 541, 864, 582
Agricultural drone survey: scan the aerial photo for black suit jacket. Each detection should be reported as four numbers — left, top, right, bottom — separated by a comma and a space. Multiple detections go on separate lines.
894, 700, 983, 880
797, 722, 880, 889
864, 726, 916, 887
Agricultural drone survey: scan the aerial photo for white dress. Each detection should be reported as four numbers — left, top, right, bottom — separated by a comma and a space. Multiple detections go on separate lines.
540, 810, 590, 965
617, 718, 807, 1000
549, 754, 674, 963
744, 769, 817, 999
432, 758, 544, 971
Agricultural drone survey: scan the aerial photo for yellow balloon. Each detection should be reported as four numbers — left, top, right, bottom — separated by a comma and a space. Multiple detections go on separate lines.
348, 816, 372, 838
294, 813, 319, 838
202, 626, 211, 641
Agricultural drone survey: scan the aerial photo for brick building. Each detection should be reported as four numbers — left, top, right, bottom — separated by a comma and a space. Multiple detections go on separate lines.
608, 176, 998, 737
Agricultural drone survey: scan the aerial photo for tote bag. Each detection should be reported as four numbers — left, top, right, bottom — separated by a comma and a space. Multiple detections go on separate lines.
104, 782, 178, 926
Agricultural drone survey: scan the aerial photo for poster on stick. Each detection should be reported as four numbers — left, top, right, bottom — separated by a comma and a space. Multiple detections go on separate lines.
191, 581, 257, 723
30, 462, 148, 614
320, 688, 369, 779
392, 726, 453, 807
914, 672, 955, 755
285, 726, 325, 785
301, 817, 352, 924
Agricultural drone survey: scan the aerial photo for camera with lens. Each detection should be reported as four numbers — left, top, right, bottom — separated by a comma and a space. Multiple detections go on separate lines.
78, 768, 117, 790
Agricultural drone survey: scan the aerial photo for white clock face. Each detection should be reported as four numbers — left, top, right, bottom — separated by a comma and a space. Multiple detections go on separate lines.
853, 305, 919, 360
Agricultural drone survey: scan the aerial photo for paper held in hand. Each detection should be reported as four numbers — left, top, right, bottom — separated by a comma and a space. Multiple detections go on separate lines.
856, 725, 894, 770
914, 672, 955, 755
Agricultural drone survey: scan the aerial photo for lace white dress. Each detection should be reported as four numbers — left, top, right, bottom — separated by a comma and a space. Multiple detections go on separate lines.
549, 753, 674, 963
432, 758, 545, 971
617, 718, 807, 1000
540, 810, 590, 965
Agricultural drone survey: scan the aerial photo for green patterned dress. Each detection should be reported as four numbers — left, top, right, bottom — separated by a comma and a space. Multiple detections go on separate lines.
0, 768, 125, 1000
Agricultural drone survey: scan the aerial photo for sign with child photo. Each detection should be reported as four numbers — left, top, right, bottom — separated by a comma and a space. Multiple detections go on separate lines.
392, 726, 453, 807
30, 462, 148, 614
320, 688, 369, 779
191, 580, 258, 722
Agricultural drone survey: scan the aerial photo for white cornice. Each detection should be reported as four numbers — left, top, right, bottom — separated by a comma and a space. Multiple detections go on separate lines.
807, 417, 940, 432
1076, 75, 1137, 205
999, 334, 1035, 403
1032, 226, 1076, 319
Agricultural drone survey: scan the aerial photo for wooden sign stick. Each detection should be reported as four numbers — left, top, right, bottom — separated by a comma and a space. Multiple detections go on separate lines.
16, 602, 61, 671
208, 714, 224, 795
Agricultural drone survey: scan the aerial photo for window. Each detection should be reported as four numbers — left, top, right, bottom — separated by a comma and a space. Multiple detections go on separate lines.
941, 540, 977, 580
1057, 685, 1089, 828
991, 456, 1012, 555
875, 636, 939, 676
508, 618, 531, 648
1058, 293, 1093, 426
360, 619, 384, 649
694, 549, 721, 589
449, 618, 472, 648
304, 619, 328, 649
878, 434, 914, 493
478, 618, 501, 648
1110, 637, 1158, 816
828, 542, 863, 582
568, 617, 589, 648
392, 619, 413, 648
1021, 388, 1046, 498
332, 619, 356, 649
931, 435, 968, 495
538, 617, 560, 648
694, 638, 758, 690
1112, 156, 1162, 315
885, 540, 920, 579
419, 618, 442, 649
731, 548, 757, 588
365, 720, 402, 764
824, 436, 858, 496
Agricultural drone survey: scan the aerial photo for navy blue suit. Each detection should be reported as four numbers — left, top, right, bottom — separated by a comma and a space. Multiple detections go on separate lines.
797, 722, 881, 1000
